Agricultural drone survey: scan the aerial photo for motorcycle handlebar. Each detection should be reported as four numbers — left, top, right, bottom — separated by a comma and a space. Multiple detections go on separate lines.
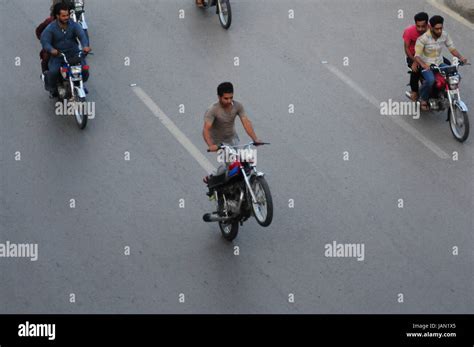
429, 61, 469, 72
58, 49, 91, 63
207, 142, 270, 152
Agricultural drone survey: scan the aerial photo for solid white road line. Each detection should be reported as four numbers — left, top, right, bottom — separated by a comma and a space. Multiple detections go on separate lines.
132, 86, 216, 173
324, 64, 450, 160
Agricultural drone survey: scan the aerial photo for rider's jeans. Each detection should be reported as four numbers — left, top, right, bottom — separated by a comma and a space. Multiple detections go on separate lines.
420, 63, 448, 101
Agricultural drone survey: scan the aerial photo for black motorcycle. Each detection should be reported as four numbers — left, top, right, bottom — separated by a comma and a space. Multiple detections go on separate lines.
203, 142, 273, 241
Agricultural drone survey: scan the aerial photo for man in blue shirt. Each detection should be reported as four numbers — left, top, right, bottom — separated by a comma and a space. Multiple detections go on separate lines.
40, 2, 90, 97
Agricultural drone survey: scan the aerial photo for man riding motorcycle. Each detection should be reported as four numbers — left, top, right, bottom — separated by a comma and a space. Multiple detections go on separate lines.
402, 12, 429, 101
202, 82, 262, 187
40, 2, 91, 97
414, 15, 467, 111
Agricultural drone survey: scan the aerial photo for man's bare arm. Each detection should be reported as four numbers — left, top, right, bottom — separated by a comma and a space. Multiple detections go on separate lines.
240, 117, 260, 143
450, 49, 468, 64
203, 121, 218, 151
404, 41, 415, 61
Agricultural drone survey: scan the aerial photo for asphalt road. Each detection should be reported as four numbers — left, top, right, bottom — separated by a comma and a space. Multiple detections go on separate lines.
0, 0, 472, 313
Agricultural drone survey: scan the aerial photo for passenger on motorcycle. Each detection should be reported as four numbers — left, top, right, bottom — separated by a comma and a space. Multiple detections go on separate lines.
40, 2, 90, 97
402, 12, 429, 101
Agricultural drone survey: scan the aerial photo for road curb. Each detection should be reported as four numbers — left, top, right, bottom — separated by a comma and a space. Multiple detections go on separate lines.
444, 0, 474, 23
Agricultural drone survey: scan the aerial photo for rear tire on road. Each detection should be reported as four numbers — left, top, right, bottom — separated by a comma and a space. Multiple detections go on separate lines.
219, 220, 239, 241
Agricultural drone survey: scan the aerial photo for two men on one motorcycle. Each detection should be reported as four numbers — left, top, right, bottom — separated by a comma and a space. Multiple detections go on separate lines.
39, 2, 91, 98
413, 15, 468, 111
36, 1, 83, 73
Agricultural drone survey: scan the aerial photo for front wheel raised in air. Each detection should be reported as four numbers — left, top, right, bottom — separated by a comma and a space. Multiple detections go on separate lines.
219, 220, 239, 241
217, 0, 231, 29
250, 176, 273, 227
448, 108, 469, 142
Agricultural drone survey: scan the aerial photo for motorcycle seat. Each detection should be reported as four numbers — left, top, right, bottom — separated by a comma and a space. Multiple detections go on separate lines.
208, 171, 227, 188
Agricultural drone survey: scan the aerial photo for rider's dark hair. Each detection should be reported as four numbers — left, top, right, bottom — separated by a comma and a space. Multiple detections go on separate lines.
429, 15, 444, 27
414, 12, 428, 23
217, 82, 234, 96
53, 2, 70, 18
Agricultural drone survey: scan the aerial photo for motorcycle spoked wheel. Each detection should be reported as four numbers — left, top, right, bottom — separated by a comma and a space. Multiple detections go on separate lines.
218, 220, 239, 241
216, 194, 239, 241
448, 107, 470, 142
72, 95, 88, 129
250, 176, 273, 227
217, 0, 231, 29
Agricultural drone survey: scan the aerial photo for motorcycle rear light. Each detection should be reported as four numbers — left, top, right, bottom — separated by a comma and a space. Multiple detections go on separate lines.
60, 67, 68, 73
82, 65, 89, 70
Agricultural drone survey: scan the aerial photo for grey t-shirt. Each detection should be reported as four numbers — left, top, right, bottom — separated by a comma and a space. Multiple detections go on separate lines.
204, 101, 248, 145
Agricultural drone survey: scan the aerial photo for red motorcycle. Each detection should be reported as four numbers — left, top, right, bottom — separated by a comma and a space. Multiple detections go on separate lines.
406, 60, 470, 142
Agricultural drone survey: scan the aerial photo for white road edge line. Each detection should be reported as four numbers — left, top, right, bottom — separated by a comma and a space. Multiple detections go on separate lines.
324, 64, 450, 160
426, 0, 474, 31
132, 86, 216, 173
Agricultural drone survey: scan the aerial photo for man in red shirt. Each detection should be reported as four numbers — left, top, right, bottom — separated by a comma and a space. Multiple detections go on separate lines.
402, 12, 429, 101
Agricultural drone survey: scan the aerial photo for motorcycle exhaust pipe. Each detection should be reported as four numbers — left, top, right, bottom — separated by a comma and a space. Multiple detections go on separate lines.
203, 213, 231, 223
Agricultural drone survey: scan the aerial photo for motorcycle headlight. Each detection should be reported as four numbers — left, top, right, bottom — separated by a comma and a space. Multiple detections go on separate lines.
448, 76, 460, 89
70, 66, 82, 76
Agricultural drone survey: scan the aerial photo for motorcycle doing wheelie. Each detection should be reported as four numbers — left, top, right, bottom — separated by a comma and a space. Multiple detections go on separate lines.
200, 0, 232, 30
406, 59, 470, 142
203, 142, 273, 241
42, 50, 91, 129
